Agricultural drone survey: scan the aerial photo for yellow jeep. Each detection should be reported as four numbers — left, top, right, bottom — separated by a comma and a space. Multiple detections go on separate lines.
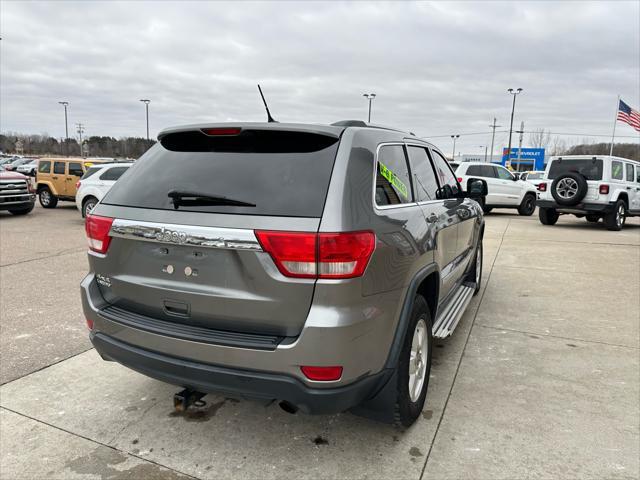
36, 158, 108, 208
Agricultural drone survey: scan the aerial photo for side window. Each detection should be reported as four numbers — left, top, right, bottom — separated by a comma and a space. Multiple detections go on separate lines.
611, 161, 623, 180
495, 166, 513, 180
38, 161, 51, 173
407, 146, 438, 202
68, 162, 83, 176
53, 161, 66, 175
430, 150, 460, 194
100, 166, 129, 181
636, 166, 640, 184
467, 165, 495, 178
625, 163, 634, 182
375, 145, 413, 206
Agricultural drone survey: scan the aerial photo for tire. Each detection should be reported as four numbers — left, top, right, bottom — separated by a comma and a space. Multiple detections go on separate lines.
539, 207, 559, 225
393, 295, 432, 428
517, 193, 536, 216
550, 173, 588, 206
586, 215, 599, 223
482, 205, 492, 214
604, 200, 626, 231
82, 196, 98, 218
38, 187, 58, 208
9, 204, 34, 216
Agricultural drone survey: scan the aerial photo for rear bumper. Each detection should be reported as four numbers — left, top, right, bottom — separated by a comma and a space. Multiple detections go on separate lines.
81, 272, 404, 413
91, 332, 390, 414
536, 199, 616, 214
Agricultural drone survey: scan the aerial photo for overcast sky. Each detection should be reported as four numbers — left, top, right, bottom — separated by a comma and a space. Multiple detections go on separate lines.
1, 1, 638, 155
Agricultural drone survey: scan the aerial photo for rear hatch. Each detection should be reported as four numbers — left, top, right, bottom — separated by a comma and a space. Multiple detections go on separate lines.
93, 125, 342, 337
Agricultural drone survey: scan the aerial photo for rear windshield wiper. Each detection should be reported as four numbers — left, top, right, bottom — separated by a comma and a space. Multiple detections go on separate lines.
168, 190, 256, 210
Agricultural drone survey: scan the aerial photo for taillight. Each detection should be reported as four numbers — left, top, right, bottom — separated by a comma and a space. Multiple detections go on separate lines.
300, 366, 343, 381
599, 184, 609, 194
76, 180, 81, 189
201, 127, 241, 136
538, 182, 547, 192
255, 231, 375, 279
86, 318, 94, 330
85, 214, 114, 254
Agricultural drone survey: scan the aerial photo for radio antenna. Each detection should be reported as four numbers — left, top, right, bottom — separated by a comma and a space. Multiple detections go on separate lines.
257, 84, 277, 123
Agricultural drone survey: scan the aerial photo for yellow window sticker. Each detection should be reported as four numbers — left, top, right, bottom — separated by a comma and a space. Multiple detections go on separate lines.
379, 161, 408, 199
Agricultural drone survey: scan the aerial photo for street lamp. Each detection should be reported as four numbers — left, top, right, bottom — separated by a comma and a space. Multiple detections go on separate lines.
451, 134, 460, 160
362, 93, 376, 123
479, 145, 488, 162
506, 88, 523, 166
139, 99, 151, 141
58, 101, 69, 156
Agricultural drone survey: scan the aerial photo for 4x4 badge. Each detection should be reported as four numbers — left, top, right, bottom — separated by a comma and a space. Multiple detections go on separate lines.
155, 227, 188, 244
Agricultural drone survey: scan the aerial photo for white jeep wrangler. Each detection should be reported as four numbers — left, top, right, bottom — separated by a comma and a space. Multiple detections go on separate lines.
537, 155, 640, 231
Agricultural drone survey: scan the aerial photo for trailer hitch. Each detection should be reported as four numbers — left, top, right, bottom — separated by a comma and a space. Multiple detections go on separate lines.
173, 388, 207, 412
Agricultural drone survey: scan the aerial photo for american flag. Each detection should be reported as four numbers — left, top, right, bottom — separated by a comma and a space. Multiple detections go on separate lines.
617, 99, 640, 132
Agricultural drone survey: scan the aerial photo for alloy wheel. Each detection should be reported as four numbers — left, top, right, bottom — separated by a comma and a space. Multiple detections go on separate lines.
409, 318, 428, 402
556, 178, 578, 200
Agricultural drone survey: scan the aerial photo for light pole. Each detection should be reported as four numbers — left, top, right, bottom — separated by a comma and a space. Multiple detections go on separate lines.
506, 88, 523, 167
451, 134, 460, 160
479, 145, 488, 162
140, 99, 151, 140
58, 101, 69, 156
362, 93, 376, 123
76, 123, 85, 157
488, 117, 501, 163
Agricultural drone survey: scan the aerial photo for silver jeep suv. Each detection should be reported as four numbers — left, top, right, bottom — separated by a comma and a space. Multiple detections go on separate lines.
81, 121, 486, 426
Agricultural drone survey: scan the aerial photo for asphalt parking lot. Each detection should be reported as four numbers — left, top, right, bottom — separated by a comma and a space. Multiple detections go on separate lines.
1, 204, 639, 480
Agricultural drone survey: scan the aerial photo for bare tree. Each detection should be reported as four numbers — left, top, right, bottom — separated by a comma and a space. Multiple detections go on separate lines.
529, 128, 551, 149
549, 136, 567, 156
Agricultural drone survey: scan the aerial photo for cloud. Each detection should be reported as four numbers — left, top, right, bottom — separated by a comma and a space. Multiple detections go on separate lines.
1, 0, 638, 155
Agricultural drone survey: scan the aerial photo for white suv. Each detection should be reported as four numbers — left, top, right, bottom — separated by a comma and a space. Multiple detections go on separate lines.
76, 162, 132, 217
536, 155, 640, 231
455, 162, 538, 215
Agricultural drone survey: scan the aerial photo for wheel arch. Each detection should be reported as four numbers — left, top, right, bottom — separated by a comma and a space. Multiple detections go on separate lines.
36, 181, 57, 195
383, 263, 440, 370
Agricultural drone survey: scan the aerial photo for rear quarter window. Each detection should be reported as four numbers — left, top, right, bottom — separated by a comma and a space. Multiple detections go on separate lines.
103, 131, 340, 217
81, 166, 101, 180
611, 161, 624, 180
375, 144, 413, 206
99, 166, 129, 181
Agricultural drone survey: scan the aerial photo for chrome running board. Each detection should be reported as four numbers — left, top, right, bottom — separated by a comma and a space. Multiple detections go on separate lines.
432, 284, 475, 339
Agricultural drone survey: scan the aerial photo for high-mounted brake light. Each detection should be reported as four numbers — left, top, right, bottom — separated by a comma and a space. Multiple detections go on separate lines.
538, 182, 547, 192
599, 184, 609, 194
85, 214, 114, 254
255, 231, 375, 279
300, 366, 343, 381
201, 127, 242, 136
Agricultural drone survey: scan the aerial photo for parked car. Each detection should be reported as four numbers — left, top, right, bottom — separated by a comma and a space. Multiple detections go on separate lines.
537, 155, 640, 230
3, 157, 34, 172
16, 159, 38, 177
36, 157, 109, 208
81, 121, 487, 426
0, 170, 36, 215
0, 157, 18, 170
76, 162, 133, 217
455, 162, 537, 215
520, 170, 546, 189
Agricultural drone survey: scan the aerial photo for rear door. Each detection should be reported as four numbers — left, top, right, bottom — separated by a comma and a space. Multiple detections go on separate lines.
93, 127, 342, 337
52, 161, 67, 196
406, 145, 459, 299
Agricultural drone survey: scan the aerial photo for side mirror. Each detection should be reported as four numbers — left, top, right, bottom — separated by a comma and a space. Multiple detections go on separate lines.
466, 178, 488, 198
512, 173, 520, 180
435, 184, 454, 200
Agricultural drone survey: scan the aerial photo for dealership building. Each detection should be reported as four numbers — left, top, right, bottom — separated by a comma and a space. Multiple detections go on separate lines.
454, 148, 547, 171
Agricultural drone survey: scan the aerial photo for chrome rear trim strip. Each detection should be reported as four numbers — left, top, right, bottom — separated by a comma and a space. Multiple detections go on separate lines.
109, 218, 263, 251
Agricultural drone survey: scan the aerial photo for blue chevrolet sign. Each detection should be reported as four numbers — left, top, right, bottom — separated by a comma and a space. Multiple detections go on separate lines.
501, 148, 545, 170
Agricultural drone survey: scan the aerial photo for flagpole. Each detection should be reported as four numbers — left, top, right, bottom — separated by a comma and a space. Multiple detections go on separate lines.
609, 95, 620, 156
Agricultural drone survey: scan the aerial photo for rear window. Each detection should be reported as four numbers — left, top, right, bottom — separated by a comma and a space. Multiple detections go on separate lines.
102, 130, 340, 217
548, 159, 603, 181
81, 166, 101, 180
527, 172, 544, 180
